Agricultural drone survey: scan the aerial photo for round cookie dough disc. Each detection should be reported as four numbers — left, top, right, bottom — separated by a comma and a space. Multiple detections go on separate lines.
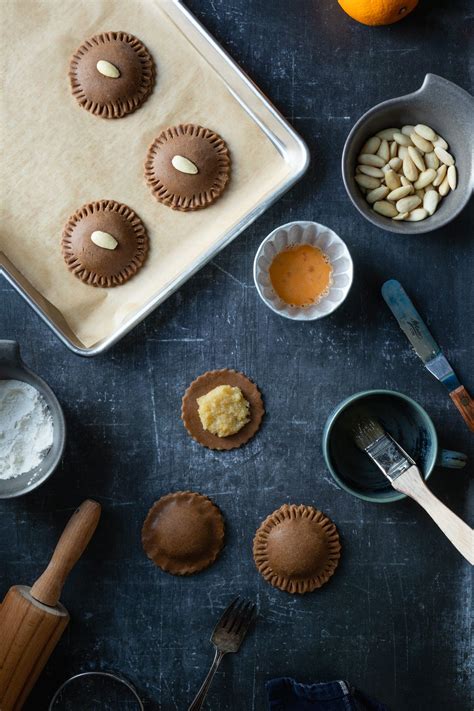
61, 200, 149, 287
142, 491, 225, 575
181, 369, 264, 450
69, 31, 155, 119
253, 504, 341, 594
144, 124, 231, 211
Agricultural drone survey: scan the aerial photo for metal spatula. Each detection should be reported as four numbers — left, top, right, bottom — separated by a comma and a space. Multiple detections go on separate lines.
382, 279, 474, 432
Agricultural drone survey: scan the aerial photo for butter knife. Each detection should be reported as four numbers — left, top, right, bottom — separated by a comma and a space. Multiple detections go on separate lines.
382, 279, 474, 432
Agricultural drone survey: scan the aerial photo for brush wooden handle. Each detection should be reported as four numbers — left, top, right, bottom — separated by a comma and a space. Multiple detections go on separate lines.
449, 385, 474, 432
30, 499, 101, 607
392, 466, 473, 564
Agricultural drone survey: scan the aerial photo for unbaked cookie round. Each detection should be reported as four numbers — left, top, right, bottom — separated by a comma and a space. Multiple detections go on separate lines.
142, 491, 225, 575
61, 200, 149, 287
253, 504, 341, 594
69, 31, 155, 119
181, 369, 264, 450
144, 124, 231, 211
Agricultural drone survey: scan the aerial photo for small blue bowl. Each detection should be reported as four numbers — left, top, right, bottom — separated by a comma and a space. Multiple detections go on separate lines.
322, 389, 466, 504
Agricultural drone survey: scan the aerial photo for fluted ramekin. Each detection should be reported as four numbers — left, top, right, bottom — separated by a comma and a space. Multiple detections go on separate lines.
253, 221, 353, 321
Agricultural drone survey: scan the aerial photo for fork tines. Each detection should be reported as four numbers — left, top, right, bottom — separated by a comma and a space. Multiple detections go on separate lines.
219, 597, 256, 637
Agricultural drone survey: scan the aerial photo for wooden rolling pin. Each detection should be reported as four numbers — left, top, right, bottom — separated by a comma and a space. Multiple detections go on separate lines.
0, 500, 101, 711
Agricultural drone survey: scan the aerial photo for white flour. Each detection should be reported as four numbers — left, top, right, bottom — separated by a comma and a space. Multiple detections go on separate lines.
0, 379, 54, 480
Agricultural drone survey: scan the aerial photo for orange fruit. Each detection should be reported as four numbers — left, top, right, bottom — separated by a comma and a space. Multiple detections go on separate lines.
338, 0, 419, 26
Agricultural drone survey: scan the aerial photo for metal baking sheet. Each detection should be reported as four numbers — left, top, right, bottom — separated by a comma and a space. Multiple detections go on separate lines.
0, 0, 309, 357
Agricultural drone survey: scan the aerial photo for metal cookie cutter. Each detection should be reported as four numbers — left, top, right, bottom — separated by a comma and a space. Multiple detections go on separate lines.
49, 671, 144, 710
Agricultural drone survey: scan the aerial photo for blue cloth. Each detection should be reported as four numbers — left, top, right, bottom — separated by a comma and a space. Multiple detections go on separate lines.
266, 678, 390, 711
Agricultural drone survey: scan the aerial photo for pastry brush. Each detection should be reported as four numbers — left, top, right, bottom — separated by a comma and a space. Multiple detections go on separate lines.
352, 416, 473, 564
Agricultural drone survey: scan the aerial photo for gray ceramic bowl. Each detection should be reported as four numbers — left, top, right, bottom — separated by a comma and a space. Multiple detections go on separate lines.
342, 73, 474, 234
0, 341, 65, 498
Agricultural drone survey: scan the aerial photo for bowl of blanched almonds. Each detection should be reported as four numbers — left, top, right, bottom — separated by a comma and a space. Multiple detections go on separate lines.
342, 74, 473, 234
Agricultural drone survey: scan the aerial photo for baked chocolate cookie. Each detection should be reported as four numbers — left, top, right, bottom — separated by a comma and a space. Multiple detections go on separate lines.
253, 504, 341, 594
181, 369, 264, 450
61, 200, 149, 287
142, 491, 225, 575
144, 124, 231, 211
69, 31, 155, 119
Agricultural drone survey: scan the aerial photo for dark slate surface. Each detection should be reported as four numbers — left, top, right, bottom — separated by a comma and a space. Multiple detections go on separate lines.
1, 1, 473, 709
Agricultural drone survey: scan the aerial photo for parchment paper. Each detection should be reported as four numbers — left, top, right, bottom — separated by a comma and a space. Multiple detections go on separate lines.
0, 0, 290, 347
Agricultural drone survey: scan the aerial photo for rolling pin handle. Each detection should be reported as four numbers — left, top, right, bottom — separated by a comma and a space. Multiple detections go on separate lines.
30, 499, 101, 608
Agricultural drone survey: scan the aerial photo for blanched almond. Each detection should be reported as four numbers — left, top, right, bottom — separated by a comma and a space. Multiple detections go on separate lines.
358, 165, 385, 178
447, 165, 457, 190
396, 195, 421, 213
424, 151, 439, 170
398, 145, 409, 160
423, 190, 441, 216
403, 155, 418, 182
377, 128, 398, 141
355, 174, 381, 189
434, 146, 454, 166
433, 135, 448, 150
393, 212, 409, 220
393, 132, 413, 147
414, 168, 436, 189
366, 185, 390, 204
388, 157, 402, 170
358, 153, 386, 167
360, 136, 381, 154
390, 141, 398, 158
407, 146, 425, 172
171, 155, 199, 174
405, 208, 428, 221
438, 176, 450, 196
373, 200, 398, 217
401, 125, 415, 136
387, 185, 412, 201
90, 230, 118, 250
433, 164, 447, 187
414, 124, 437, 142
410, 132, 433, 153
385, 170, 401, 191
377, 139, 390, 162
96, 60, 121, 78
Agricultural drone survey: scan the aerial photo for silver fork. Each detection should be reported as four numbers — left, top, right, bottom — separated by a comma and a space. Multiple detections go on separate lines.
188, 597, 256, 711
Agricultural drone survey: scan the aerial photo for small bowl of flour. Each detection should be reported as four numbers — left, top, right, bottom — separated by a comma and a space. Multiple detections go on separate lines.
0, 341, 65, 498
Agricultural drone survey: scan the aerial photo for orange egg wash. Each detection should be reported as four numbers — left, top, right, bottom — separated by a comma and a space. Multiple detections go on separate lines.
269, 243, 332, 308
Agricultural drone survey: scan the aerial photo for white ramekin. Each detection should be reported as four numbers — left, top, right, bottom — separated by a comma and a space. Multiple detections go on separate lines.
253, 221, 353, 321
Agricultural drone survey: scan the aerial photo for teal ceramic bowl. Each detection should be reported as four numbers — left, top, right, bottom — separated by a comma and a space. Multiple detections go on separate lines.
322, 389, 466, 503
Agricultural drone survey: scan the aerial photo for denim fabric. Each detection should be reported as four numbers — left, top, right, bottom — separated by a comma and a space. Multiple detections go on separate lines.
266, 678, 390, 711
